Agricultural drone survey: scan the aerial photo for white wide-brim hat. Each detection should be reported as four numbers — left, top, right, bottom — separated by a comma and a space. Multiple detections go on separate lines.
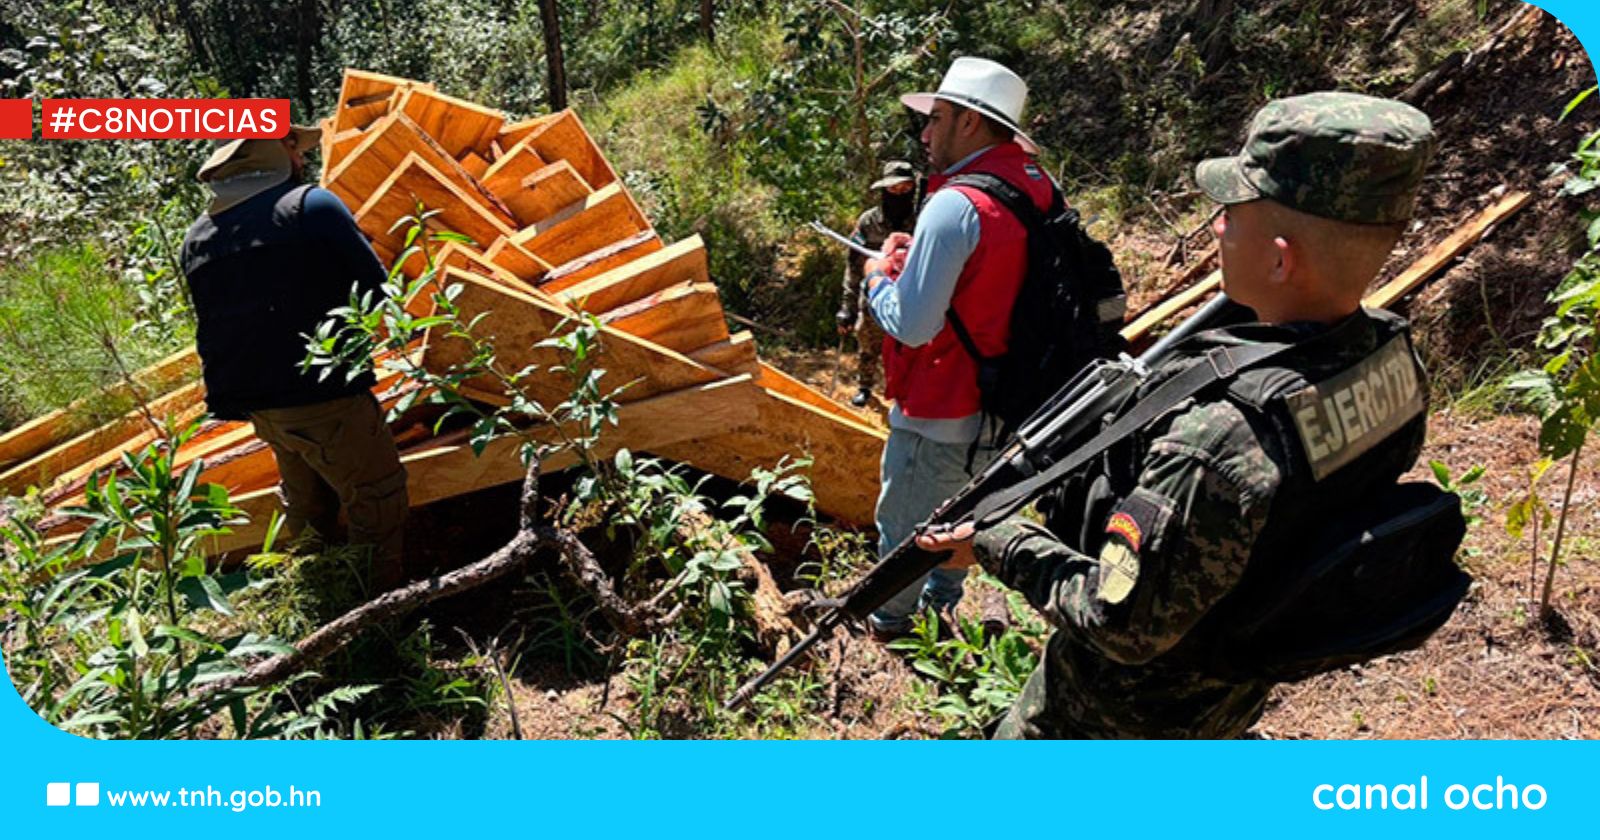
901, 57, 1038, 155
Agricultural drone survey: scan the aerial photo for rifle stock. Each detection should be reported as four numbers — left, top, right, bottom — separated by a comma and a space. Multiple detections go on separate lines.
724, 293, 1238, 711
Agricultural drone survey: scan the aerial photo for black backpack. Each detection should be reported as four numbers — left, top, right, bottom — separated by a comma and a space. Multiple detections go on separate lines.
944, 172, 1128, 436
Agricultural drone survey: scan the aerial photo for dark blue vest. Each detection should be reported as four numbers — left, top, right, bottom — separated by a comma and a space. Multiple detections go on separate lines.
180, 181, 377, 419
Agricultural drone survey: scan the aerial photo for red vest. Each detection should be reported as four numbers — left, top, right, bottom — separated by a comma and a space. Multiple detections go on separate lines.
883, 142, 1054, 419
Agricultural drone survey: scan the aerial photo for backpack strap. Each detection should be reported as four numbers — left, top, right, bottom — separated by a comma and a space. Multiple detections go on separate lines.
941, 171, 1052, 366
971, 339, 1299, 529
947, 171, 1053, 233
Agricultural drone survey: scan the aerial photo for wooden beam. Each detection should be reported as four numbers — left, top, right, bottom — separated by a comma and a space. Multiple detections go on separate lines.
199, 375, 764, 556
599, 281, 730, 355
538, 230, 664, 293
421, 267, 722, 407
753, 361, 867, 426
688, 331, 759, 376
509, 182, 652, 266
0, 347, 200, 471
496, 113, 561, 150
1365, 190, 1532, 310
459, 151, 491, 179
354, 152, 516, 258
502, 161, 592, 227
322, 112, 512, 225
555, 236, 707, 313
483, 237, 554, 284
480, 137, 549, 202
1120, 270, 1221, 346
651, 385, 886, 526
2, 381, 206, 497
512, 109, 617, 190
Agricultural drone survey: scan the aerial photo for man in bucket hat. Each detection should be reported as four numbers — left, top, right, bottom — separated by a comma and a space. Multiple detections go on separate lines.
858, 57, 1054, 640
915, 92, 1441, 738
181, 124, 409, 591
836, 160, 919, 408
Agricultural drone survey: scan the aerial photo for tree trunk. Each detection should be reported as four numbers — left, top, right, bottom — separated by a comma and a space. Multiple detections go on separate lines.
294, 0, 320, 122
700, 0, 715, 44
539, 0, 568, 112
1539, 438, 1586, 621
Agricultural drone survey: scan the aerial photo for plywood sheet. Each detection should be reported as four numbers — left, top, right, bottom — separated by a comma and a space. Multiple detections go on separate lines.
516, 109, 617, 190
420, 267, 721, 407
599, 281, 729, 355
354, 152, 516, 258
395, 86, 505, 160
688, 331, 759, 376
501, 161, 592, 227
538, 231, 664, 293
510, 183, 651, 267
323, 112, 512, 225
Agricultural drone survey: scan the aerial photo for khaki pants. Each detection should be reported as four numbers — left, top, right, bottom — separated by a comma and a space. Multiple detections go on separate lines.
249, 393, 408, 575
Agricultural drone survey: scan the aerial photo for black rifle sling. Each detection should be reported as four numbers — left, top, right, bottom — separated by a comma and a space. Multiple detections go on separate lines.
970, 340, 1298, 529
942, 172, 1047, 360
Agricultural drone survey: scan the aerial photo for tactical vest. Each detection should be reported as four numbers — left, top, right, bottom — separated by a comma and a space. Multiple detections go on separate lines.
1044, 309, 1462, 679
882, 142, 1053, 419
181, 182, 378, 420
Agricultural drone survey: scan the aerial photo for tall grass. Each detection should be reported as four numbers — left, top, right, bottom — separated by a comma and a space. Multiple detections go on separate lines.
0, 242, 190, 432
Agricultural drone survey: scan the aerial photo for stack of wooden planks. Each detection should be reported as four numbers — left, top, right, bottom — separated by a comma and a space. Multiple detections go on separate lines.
2, 68, 886, 557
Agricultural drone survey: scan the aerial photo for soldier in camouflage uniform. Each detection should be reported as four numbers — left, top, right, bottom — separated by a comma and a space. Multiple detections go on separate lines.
837, 160, 919, 407
917, 92, 1438, 738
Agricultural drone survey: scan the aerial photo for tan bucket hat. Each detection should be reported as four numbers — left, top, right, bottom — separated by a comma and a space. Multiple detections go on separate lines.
197, 123, 321, 182
198, 124, 321, 215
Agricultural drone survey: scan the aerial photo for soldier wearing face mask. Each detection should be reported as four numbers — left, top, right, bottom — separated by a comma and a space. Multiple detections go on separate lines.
836, 160, 920, 408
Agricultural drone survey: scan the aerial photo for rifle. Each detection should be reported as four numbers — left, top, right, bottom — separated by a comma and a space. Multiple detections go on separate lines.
724, 292, 1239, 710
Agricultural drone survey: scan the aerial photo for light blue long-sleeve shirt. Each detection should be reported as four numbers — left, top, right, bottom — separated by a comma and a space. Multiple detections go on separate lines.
867, 145, 993, 443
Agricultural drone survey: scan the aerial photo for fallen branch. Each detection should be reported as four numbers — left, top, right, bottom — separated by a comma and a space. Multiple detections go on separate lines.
198, 455, 679, 700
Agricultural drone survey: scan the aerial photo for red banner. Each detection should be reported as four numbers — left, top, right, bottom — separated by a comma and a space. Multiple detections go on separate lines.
38, 99, 292, 140
0, 99, 31, 139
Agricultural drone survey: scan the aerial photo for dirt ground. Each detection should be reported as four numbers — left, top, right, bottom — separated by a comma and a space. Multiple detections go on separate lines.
396, 4, 1599, 741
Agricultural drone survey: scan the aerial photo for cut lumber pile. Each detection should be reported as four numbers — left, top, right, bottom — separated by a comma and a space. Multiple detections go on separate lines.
3, 69, 885, 559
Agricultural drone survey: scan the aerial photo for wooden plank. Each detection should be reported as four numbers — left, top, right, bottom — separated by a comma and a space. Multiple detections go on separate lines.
554, 236, 707, 314
459, 151, 491, 179
652, 386, 886, 526
395, 86, 505, 160
480, 138, 549, 201
483, 237, 554, 284
354, 152, 516, 258
688, 331, 759, 376
753, 361, 867, 426
539, 231, 664, 293
514, 109, 617, 190
1364, 190, 1532, 310
502, 161, 592, 227
1120, 270, 1221, 345
0, 347, 201, 472
335, 69, 431, 109
2, 382, 206, 496
600, 281, 730, 354
509, 182, 652, 267
421, 267, 722, 407
322, 112, 512, 225
199, 375, 764, 557
497, 113, 561, 150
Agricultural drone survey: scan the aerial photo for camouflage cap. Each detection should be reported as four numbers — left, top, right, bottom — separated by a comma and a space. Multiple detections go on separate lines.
870, 160, 917, 190
1195, 91, 1435, 224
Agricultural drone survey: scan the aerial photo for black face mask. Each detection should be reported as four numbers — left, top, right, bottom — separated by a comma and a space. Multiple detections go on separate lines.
882, 190, 915, 227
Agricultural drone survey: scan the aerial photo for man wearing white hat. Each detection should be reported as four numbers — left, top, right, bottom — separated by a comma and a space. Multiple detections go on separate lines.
860, 57, 1055, 639
180, 126, 409, 591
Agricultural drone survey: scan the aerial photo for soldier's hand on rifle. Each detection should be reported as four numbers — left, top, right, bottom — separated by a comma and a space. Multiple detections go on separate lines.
915, 521, 978, 569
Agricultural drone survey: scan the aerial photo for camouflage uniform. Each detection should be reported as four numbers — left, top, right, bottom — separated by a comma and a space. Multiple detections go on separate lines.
974, 92, 1437, 739
838, 162, 917, 396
